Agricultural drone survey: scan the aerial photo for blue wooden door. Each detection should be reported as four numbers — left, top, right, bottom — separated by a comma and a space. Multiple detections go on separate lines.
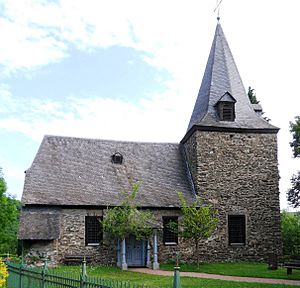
126, 235, 145, 267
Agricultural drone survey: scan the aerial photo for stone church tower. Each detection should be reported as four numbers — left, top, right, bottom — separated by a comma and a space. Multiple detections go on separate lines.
181, 23, 282, 261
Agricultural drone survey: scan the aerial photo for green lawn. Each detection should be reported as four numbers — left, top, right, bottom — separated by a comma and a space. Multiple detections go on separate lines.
160, 262, 300, 281
50, 265, 300, 288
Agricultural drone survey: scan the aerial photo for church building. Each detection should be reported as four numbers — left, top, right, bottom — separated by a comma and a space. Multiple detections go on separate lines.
18, 22, 282, 267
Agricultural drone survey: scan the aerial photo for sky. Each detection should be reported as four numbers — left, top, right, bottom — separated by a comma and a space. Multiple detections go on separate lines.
0, 0, 299, 211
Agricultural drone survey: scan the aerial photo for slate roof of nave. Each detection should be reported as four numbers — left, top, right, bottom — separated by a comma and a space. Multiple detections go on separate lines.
22, 135, 195, 207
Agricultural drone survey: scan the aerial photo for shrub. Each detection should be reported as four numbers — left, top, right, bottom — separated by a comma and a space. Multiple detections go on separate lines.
281, 211, 300, 259
0, 258, 8, 287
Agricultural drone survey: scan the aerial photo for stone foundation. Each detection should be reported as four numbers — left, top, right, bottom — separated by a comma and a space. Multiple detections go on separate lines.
23, 240, 58, 265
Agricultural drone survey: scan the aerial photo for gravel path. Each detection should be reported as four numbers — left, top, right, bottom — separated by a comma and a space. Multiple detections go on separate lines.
129, 268, 300, 286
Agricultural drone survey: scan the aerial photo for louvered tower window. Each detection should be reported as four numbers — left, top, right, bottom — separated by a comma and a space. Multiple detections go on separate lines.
85, 216, 102, 245
219, 102, 235, 121
215, 92, 236, 122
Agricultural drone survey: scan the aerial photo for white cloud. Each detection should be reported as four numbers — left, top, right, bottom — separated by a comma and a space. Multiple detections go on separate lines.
0, 0, 214, 77
0, 157, 25, 198
0, 84, 13, 111
0, 85, 189, 143
0, 17, 67, 74
1, 0, 300, 209
0, 0, 135, 73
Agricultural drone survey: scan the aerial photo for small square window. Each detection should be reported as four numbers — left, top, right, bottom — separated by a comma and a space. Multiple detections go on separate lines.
85, 216, 102, 246
163, 216, 178, 245
111, 152, 123, 164
228, 215, 246, 245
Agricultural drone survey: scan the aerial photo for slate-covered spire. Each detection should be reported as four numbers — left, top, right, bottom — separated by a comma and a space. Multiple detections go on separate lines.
186, 23, 278, 134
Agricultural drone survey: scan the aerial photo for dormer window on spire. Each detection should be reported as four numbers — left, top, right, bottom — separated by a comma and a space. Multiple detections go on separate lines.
215, 92, 236, 122
111, 152, 123, 164
219, 102, 235, 121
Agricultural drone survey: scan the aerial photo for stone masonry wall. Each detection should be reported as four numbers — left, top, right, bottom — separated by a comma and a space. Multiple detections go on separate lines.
24, 209, 118, 266
54, 208, 186, 265
151, 209, 181, 264
23, 208, 204, 265
56, 209, 118, 265
23, 240, 57, 265
183, 130, 282, 261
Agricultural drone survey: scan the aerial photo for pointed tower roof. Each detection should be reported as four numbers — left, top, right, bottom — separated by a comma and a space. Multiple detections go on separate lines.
183, 23, 278, 141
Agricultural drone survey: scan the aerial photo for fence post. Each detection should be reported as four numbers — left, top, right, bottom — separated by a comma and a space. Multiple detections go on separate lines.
80, 257, 87, 288
18, 262, 23, 288
42, 258, 48, 288
173, 266, 181, 288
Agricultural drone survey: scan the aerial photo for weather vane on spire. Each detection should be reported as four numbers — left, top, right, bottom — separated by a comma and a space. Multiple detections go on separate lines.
214, 0, 223, 22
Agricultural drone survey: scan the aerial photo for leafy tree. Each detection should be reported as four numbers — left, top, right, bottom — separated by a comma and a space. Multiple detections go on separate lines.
171, 192, 218, 264
247, 86, 259, 104
287, 174, 300, 209
287, 117, 300, 208
290, 116, 300, 158
101, 182, 154, 241
0, 168, 21, 254
281, 211, 300, 259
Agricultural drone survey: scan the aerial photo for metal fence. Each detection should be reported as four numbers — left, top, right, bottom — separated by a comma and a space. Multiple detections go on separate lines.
0, 254, 17, 259
6, 261, 164, 288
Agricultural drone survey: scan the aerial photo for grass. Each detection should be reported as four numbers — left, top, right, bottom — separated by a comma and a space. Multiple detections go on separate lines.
49, 265, 300, 288
160, 262, 300, 281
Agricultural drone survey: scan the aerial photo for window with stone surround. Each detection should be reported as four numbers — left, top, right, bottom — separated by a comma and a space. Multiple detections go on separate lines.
228, 215, 246, 245
85, 216, 102, 246
163, 216, 178, 245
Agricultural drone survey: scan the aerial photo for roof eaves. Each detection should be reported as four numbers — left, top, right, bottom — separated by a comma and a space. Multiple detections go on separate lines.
181, 124, 280, 144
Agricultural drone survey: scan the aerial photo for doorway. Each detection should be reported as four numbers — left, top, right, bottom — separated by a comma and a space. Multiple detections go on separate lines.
125, 235, 146, 267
